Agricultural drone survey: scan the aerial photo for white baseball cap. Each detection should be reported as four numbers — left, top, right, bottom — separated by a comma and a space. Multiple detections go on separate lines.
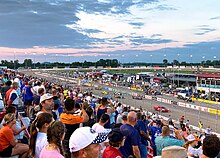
40, 93, 54, 104
78, 93, 83, 98
187, 134, 200, 141
69, 127, 108, 152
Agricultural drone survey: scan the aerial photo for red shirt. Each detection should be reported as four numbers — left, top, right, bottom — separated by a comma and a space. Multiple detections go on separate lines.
103, 146, 123, 158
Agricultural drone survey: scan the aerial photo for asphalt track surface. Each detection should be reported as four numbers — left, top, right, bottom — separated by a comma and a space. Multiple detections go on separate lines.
22, 70, 220, 133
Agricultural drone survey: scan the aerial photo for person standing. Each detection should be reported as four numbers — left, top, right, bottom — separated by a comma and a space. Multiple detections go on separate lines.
60, 98, 89, 158
120, 111, 141, 158
22, 81, 34, 117
135, 112, 152, 158
5, 82, 19, 109
96, 97, 112, 128
155, 125, 184, 156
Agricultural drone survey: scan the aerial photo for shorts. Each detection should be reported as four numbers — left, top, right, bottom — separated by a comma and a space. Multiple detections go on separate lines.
24, 100, 33, 106
0, 145, 13, 157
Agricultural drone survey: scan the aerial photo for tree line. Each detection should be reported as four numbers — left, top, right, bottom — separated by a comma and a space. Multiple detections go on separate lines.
0, 59, 120, 69
0, 58, 219, 69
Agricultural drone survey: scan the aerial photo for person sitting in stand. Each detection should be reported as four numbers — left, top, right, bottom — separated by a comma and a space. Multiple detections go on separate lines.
0, 113, 29, 158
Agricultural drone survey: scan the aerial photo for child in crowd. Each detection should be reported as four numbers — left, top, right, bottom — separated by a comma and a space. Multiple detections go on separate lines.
39, 121, 65, 158
183, 134, 202, 158
29, 113, 53, 158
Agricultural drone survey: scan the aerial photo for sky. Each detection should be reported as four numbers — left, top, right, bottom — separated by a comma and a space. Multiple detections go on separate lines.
0, 0, 220, 63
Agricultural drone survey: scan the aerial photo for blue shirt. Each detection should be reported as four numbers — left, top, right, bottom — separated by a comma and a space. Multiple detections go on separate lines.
22, 86, 33, 101
120, 124, 141, 157
155, 136, 184, 156
135, 120, 148, 146
149, 126, 162, 145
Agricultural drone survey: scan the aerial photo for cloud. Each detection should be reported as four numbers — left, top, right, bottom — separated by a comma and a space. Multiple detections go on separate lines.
209, 16, 220, 20
195, 26, 216, 35
146, 4, 177, 11
129, 22, 145, 26
151, 34, 162, 38
130, 36, 174, 45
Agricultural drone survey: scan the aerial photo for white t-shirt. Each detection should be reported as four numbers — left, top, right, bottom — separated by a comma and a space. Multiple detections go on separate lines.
35, 132, 48, 158
33, 85, 46, 95
116, 106, 122, 114
92, 123, 105, 133
188, 145, 203, 157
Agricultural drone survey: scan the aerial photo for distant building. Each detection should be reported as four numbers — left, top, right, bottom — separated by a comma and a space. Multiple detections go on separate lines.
196, 73, 220, 95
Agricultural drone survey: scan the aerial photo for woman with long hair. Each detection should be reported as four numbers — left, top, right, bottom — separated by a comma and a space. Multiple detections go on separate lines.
39, 121, 65, 158
29, 112, 53, 158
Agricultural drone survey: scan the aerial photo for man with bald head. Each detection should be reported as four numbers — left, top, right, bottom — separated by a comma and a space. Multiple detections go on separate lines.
120, 111, 141, 158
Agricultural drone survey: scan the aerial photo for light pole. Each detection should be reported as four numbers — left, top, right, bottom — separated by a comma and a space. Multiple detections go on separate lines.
13, 51, 16, 70
108, 54, 111, 67
190, 54, 193, 68
122, 54, 125, 67
213, 56, 216, 68
163, 54, 167, 77
202, 56, 205, 68
44, 53, 47, 69
25, 52, 27, 69
150, 54, 153, 68
81, 54, 84, 68
55, 54, 58, 68
33, 53, 36, 69
135, 54, 138, 67
95, 54, 97, 68
177, 53, 180, 87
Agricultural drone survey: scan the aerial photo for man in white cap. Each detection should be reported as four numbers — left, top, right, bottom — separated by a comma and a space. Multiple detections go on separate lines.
37, 93, 54, 116
69, 127, 108, 158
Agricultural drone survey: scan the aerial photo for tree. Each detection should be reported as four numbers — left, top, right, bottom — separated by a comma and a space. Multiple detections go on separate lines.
173, 59, 179, 66
23, 59, 33, 68
163, 59, 168, 67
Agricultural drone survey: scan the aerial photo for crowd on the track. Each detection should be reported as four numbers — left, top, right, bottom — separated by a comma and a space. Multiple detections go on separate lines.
0, 68, 219, 158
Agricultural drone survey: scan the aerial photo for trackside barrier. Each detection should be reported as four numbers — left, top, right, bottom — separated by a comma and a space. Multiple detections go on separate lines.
144, 95, 220, 116
192, 98, 220, 105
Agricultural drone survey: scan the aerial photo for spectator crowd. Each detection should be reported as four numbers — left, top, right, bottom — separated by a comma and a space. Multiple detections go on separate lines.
0, 68, 219, 158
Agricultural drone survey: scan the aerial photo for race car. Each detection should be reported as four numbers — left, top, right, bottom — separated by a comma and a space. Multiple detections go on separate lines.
101, 91, 109, 95
132, 94, 143, 100
154, 106, 169, 112
114, 92, 124, 99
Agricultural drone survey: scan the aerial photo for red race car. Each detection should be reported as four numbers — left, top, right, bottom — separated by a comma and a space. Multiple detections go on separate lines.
154, 106, 169, 112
